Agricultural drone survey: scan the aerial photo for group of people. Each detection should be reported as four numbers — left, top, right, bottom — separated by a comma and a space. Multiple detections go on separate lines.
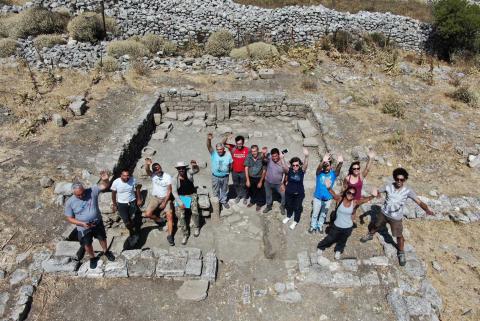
64, 132, 435, 269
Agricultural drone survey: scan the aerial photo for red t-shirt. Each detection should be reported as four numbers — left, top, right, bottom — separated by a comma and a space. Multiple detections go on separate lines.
227, 145, 249, 173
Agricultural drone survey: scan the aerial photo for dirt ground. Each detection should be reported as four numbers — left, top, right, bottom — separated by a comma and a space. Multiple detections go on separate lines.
1, 48, 479, 321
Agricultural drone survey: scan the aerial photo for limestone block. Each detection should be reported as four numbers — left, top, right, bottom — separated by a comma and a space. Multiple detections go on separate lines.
152, 130, 168, 140
176, 280, 209, 301
42, 257, 78, 274
405, 296, 432, 316
258, 69, 275, 79
98, 192, 113, 214
156, 255, 187, 277
297, 251, 311, 273
54, 182, 73, 196
194, 111, 206, 120
69, 99, 86, 116
127, 257, 156, 277
159, 121, 173, 131
185, 258, 203, 276
303, 137, 319, 147
153, 113, 161, 125
198, 194, 211, 209
104, 259, 128, 278
77, 260, 104, 278
201, 251, 217, 282
360, 271, 380, 286
9, 269, 28, 286
297, 120, 318, 138
169, 247, 202, 259
164, 111, 178, 120
55, 241, 81, 257
192, 119, 206, 127
387, 289, 410, 321
178, 112, 193, 121
52, 113, 64, 127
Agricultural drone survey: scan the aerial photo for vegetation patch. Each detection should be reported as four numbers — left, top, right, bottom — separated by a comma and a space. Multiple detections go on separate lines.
447, 86, 478, 107
107, 39, 150, 58
95, 56, 119, 72
3, 7, 69, 39
139, 34, 177, 56
34, 34, 66, 50
382, 98, 406, 118
0, 38, 17, 57
230, 41, 279, 60
205, 29, 235, 57
68, 12, 117, 42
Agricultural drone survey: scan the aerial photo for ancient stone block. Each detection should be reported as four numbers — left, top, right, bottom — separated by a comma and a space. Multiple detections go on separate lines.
297, 251, 311, 273
104, 259, 128, 278
201, 251, 217, 282
185, 258, 202, 276
127, 257, 156, 277
296, 120, 318, 138
42, 257, 78, 274
69, 99, 86, 116
156, 255, 187, 277
176, 280, 209, 301
77, 260, 104, 278
164, 111, 178, 120
55, 241, 81, 257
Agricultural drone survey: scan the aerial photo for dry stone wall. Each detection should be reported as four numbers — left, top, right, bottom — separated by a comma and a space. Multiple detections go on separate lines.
3, 0, 432, 51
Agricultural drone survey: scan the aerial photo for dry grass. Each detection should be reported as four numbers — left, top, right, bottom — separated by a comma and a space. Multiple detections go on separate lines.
106, 40, 150, 58
447, 86, 478, 107
230, 41, 279, 60
34, 34, 66, 50
1, 8, 69, 39
235, 0, 433, 22
0, 38, 17, 57
205, 29, 235, 57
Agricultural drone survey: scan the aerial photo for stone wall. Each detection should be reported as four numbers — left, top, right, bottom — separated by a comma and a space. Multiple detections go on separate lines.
2, 0, 432, 52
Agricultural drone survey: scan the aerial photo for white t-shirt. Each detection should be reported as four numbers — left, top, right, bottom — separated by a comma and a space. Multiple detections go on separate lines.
111, 177, 137, 203
151, 172, 172, 198
380, 183, 418, 220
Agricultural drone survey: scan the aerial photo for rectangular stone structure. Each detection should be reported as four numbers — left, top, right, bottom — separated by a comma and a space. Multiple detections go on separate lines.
104, 260, 128, 278
201, 251, 217, 282
156, 255, 187, 277
55, 241, 81, 257
127, 258, 156, 277
42, 257, 78, 274
169, 247, 202, 259
185, 258, 203, 277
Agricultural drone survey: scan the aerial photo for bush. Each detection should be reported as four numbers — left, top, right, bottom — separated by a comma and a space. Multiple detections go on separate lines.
0, 38, 17, 57
331, 30, 351, 53
369, 32, 388, 48
139, 34, 177, 56
382, 99, 405, 118
447, 86, 478, 107
107, 39, 150, 58
95, 56, 119, 72
205, 29, 235, 57
5, 7, 69, 39
230, 42, 279, 60
130, 59, 150, 76
34, 34, 66, 50
68, 12, 117, 42
433, 0, 480, 58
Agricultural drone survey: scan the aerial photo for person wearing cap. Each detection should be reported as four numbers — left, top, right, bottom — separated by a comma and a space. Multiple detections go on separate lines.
111, 169, 142, 247
206, 133, 233, 209
308, 153, 344, 234
144, 159, 175, 246
172, 160, 200, 245
64, 170, 115, 269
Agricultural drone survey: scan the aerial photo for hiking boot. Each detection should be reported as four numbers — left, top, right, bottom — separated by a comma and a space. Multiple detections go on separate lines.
181, 235, 188, 245
234, 197, 241, 204
280, 205, 286, 216
243, 198, 248, 205
167, 234, 175, 246
247, 203, 254, 208
128, 234, 139, 247
318, 226, 324, 234
193, 228, 200, 237
308, 227, 316, 234
334, 251, 341, 260
360, 233, 374, 243
256, 205, 262, 212
223, 202, 230, 209
89, 257, 99, 269
262, 206, 272, 214
398, 251, 406, 266
104, 251, 115, 262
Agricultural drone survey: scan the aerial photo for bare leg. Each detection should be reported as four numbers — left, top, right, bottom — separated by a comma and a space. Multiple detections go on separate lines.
166, 211, 174, 235
84, 244, 95, 259
144, 210, 163, 223
397, 236, 405, 252
99, 239, 108, 252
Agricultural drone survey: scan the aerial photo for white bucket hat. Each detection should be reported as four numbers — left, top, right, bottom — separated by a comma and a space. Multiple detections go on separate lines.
174, 161, 189, 168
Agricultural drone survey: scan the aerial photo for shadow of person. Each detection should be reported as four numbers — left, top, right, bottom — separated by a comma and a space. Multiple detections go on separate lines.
361, 204, 397, 249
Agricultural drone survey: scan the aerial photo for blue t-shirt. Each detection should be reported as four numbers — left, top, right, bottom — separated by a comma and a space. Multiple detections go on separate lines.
64, 185, 102, 232
314, 171, 337, 200
285, 168, 305, 196
211, 150, 233, 177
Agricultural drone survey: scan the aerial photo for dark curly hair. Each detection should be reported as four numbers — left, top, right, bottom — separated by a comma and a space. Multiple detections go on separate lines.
289, 157, 303, 166
393, 167, 409, 180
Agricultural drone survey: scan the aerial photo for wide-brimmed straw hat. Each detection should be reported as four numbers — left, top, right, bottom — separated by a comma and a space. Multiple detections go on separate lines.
174, 161, 189, 168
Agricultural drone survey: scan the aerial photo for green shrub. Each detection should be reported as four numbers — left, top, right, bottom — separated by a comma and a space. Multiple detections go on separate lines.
34, 34, 66, 50
331, 30, 351, 53
433, 0, 480, 58
0, 38, 17, 57
447, 86, 478, 107
106, 39, 150, 58
5, 7, 69, 39
230, 42, 279, 60
162, 41, 177, 56
0, 14, 11, 38
205, 29, 235, 57
382, 99, 405, 118
139, 34, 177, 56
369, 32, 388, 48
130, 59, 150, 76
68, 12, 117, 42
95, 56, 119, 72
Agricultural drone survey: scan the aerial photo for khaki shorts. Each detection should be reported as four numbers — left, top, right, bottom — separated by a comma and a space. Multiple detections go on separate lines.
146, 196, 173, 215
375, 212, 403, 237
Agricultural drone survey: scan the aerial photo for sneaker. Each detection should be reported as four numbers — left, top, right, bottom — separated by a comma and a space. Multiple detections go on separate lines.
89, 257, 99, 269
128, 234, 139, 247
308, 227, 316, 234
223, 202, 230, 209
334, 251, 341, 260
318, 226, 324, 234
360, 233, 374, 243
289, 221, 297, 230
181, 235, 188, 245
316, 249, 323, 256
104, 251, 115, 262
247, 203, 254, 208
167, 234, 175, 246
262, 206, 272, 214
234, 197, 241, 204
280, 205, 286, 216
193, 228, 200, 237
256, 205, 262, 212
282, 217, 291, 224
398, 251, 406, 266
243, 198, 248, 205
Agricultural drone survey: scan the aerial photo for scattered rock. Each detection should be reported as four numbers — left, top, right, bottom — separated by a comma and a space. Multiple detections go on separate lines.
303, 137, 319, 147
68, 98, 86, 116
176, 280, 209, 301
52, 113, 64, 127
9, 269, 28, 286
258, 69, 275, 79
164, 111, 178, 120
276, 290, 302, 303
39, 176, 54, 188
431, 260, 443, 272
54, 182, 73, 196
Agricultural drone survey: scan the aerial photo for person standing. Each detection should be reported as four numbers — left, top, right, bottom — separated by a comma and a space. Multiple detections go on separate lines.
223, 134, 249, 204
244, 145, 266, 211
207, 133, 233, 209
309, 153, 344, 234
317, 179, 377, 260
64, 171, 115, 269
263, 148, 289, 214
343, 150, 375, 199
144, 159, 175, 246
172, 160, 200, 245
360, 168, 434, 266
282, 148, 309, 230
111, 169, 142, 247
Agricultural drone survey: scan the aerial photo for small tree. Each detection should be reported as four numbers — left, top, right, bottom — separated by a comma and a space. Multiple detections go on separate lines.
432, 0, 480, 59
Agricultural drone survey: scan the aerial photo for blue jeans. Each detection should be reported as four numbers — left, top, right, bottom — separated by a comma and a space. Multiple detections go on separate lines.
212, 175, 229, 204
310, 198, 332, 230
265, 180, 285, 207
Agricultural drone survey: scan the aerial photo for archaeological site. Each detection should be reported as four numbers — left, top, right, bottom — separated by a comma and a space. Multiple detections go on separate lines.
0, 0, 479, 320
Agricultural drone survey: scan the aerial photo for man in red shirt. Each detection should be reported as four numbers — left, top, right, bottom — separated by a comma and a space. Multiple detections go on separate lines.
223, 134, 249, 204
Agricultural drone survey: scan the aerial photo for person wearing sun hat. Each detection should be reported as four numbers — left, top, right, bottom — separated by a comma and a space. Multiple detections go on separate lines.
172, 160, 200, 245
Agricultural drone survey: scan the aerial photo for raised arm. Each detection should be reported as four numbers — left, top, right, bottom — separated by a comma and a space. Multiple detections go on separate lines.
98, 170, 111, 191
354, 187, 378, 206
280, 153, 289, 173
145, 158, 153, 176
362, 150, 375, 178
317, 153, 331, 175
302, 148, 309, 171
334, 154, 344, 177
325, 178, 341, 201
206, 133, 214, 154
135, 184, 142, 206
189, 160, 200, 175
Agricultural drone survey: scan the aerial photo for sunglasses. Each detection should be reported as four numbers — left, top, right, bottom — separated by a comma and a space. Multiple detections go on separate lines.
395, 177, 405, 182
292, 164, 300, 167
346, 191, 355, 195
352, 167, 360, 170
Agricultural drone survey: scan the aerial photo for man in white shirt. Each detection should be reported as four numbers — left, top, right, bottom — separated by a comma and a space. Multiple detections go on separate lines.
144, 159, 175, 246
111, 169, 142, 246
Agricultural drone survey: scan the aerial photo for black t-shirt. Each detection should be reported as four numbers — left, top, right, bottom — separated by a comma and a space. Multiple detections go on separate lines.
177, 177, 195, 195
285, 168, 305, 196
